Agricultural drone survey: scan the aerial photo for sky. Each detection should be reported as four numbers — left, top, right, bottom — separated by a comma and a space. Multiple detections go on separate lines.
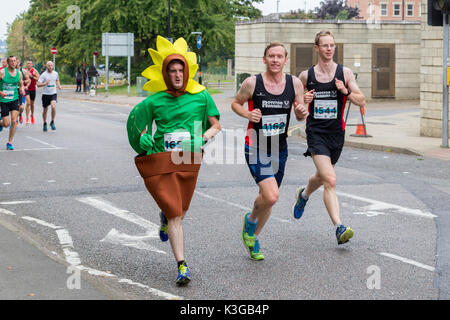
0, 0, 324, 41
1, 0, 30, 41
254, 0, 323, 15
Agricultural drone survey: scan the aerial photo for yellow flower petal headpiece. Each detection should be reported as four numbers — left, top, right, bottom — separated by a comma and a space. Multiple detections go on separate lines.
142, 35, 205, 95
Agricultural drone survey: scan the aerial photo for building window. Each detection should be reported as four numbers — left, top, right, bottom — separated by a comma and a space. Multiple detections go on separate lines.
393, 3, 401, 16
380, 3, 388, 16
368, 2, 373, 17
406, 3, 414, 16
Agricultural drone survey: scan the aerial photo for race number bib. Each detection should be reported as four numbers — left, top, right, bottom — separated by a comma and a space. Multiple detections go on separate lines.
261, 114, 287, 137
4, 90, 14, 100
164, 131, 191, 151
314, 100, 338, 119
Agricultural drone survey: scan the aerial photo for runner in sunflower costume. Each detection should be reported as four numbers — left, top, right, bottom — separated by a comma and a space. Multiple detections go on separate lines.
127, 36, 221, 285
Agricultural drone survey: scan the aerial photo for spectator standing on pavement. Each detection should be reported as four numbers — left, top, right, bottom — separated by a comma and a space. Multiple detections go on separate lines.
293, 30, 366, 245
127, 36, 221, 285
75, 67, 82, 92
37, 61, 61, 132
0, 56, 26, 150
231, 42, 308, 261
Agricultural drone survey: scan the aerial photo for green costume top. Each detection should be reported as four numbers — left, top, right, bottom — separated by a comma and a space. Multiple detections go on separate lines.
127, 36, 220, 155
0, 68, 20, 102
127, 90, 220, 155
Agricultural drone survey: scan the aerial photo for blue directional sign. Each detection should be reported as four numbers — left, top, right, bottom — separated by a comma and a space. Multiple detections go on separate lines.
197, 35, 202, 50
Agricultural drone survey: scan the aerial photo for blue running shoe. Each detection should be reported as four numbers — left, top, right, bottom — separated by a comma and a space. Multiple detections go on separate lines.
176, 262, 191, 285
293, 188, 308, 219
6, 143, 14, 150
43, 123, 48, 132
50, 121, 56, 130
336, 225, 354, 245
159, 211, 168, 242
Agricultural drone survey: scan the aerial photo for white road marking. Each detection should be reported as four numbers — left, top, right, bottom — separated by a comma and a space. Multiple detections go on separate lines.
0, 200, 35, 205
379, 252, 435, 272
118, 279, 182, 300
47, 180, 56, 183
101, 228, 166, 254
194, 191, 252, 211
2, 182, 11, 185
335, 190, 436, 219
77, 197, 160, 235
26, 136, 59, 149
22, 216, 62, 229
20, 215, 179, 299
77, 197, 165, 254
0, 208, 16, 216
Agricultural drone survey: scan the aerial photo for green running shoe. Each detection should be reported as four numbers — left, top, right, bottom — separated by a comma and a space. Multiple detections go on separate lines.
336, 225, 354, 245
176, 262, 191, 285
241, 213, 264, 261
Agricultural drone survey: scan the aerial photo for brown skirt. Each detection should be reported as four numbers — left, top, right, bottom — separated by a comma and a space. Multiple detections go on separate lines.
134, 152, 202, 219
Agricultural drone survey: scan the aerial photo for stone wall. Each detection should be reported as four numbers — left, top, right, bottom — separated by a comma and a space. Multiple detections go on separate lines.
235, 19, 421, 100
420, 0, 448, 138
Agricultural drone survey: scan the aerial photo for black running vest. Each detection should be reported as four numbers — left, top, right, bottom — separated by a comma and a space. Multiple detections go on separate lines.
305, 64, 347, 135
246, 74, 295, 151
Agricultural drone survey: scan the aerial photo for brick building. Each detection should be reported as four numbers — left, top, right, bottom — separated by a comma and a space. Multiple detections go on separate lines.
347, 0, 421, 21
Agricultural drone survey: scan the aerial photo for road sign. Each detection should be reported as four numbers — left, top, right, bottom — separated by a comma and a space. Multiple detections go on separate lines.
51, 47, 57, 55
93, 51, 99, 56
197, 35, 202, 50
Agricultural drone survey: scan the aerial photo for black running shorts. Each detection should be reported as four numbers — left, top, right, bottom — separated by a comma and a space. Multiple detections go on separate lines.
42, 94, 57, 108
0, 100, 20, 117
303, 131, 345, 165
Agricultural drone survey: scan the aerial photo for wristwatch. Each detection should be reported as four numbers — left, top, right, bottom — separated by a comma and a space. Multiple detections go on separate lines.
344, 89, 352, 96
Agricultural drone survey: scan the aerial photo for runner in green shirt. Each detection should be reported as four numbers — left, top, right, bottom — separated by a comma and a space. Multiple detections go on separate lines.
0, 56, 25, 150
127, 36, 221, 285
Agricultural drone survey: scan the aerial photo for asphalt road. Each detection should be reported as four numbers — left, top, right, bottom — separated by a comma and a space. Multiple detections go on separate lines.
0, 90, 448, 300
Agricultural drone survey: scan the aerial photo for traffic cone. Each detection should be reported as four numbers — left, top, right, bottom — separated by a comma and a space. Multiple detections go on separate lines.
350, 106, 372, 137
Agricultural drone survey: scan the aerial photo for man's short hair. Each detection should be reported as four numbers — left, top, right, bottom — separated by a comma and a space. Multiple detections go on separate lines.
264, 42, 288, 57
7, 56, 15, 63
315, 30, 335, 46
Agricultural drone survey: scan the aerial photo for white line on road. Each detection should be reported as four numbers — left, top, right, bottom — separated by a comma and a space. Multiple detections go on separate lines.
22, 216, 62, 229
336, 190, 436, 219
0, 200, 35, 205
20, 214, 179, 299
26, 136, 59, 149
77, 197, 160, 235
194, 191, 252, 211
0, 208, 16, 216
0, 147, 65, 153
379, 252, 435, 272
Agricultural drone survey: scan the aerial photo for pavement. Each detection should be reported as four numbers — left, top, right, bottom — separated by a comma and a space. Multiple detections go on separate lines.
1, 86, 449, 301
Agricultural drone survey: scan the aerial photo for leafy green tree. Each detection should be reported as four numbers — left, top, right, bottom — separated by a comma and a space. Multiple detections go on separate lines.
23, 0, 263, 81
315, 0, 359, 20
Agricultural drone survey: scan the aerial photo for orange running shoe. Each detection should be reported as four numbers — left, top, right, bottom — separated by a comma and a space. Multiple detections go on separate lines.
26, 117, 30, 124
19, 115, 23, 124
31, 116, 35, 124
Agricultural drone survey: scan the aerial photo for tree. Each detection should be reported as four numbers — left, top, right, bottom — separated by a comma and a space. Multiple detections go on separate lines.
315, 0, 359, 20
6, 14, 41, 62
23, 0, 263, 81
283, 9, 317, 20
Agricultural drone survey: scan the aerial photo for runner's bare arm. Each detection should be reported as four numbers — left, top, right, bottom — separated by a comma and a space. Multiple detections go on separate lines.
292, 76, 308, 121
299, 70, 314, 105
56, 79, 62, 90
19, 72, 25, 96
231, 76, 261, 123
343, 67, 366, 107
0, 69, 4, 98
203, 116, 221, 141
